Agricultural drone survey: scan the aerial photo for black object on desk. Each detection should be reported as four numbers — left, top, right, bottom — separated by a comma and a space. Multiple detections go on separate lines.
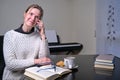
48, 43, 83, 55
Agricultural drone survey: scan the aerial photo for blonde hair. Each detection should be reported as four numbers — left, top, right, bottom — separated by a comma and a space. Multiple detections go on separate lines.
25, 4, 43, 20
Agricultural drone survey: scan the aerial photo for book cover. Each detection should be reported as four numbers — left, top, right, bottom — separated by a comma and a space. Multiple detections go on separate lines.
95, 61, 113, 66
94, 67, 113, 72
95, 54, 114, 63
94, 64, 114, 70
24, 65, 71, 80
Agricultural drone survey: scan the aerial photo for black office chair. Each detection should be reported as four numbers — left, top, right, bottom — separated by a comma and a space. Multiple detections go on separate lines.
0, 36, 5, 80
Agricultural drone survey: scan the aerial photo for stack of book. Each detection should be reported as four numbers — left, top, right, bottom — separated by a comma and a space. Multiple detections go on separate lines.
94, 54, 114, 76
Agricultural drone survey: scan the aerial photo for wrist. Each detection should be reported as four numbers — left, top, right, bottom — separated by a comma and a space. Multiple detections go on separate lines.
41, 35, 47, 40
34, 59, 41, 64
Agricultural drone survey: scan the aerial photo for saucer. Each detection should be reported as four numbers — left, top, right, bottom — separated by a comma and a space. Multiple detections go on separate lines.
70, 65, 79, 69
64, 65, 79, 69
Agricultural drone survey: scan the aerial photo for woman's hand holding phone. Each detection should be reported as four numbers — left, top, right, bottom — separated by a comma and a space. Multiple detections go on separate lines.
37, 20, 46, 40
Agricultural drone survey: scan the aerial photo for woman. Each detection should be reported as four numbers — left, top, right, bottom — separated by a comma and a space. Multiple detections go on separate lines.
2, 4, 51, 80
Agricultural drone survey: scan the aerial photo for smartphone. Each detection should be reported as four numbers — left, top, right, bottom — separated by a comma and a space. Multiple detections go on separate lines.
36, 25, 40, 32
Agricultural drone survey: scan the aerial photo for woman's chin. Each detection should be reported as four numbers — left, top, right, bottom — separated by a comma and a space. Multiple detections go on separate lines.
26, 23, 35, 27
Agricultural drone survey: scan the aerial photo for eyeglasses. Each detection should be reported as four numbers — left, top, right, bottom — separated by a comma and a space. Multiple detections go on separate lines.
37, 62, 56, 72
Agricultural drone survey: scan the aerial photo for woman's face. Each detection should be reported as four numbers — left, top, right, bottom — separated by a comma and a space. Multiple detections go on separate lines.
24, 7, 40, 28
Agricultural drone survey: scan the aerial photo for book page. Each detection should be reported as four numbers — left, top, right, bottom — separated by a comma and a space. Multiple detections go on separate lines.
25, 66, 59, 80
96, 54, 114, 63
38, 65, 71, 75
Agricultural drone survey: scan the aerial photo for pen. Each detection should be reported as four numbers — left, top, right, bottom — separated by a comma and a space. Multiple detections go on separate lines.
53, 64, 56, 72
51, 62, 56, 72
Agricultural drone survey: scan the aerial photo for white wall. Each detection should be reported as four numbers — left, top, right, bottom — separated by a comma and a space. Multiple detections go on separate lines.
0, 0, 96, 55
72, 0, 96, 54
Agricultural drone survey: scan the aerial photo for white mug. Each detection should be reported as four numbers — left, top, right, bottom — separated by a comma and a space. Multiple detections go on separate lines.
64, 57, 75, 69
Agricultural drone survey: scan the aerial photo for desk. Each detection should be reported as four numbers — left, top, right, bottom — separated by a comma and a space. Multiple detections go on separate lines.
50, 55, 116, 80
25, 55, 120, 80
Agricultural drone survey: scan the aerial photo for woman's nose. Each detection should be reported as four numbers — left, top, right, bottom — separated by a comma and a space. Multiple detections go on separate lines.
31, 15, 36, 21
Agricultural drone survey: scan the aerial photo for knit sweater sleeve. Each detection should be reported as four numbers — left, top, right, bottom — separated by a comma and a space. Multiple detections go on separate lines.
3, 31, 35, 71
39, 38, 50, 58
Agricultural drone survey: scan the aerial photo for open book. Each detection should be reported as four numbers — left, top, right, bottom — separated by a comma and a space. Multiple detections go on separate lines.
24, 65, 71, 80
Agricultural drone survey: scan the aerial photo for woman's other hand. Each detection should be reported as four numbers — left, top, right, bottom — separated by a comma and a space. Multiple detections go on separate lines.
37, 20, 46, 40
34, 57, 51, 65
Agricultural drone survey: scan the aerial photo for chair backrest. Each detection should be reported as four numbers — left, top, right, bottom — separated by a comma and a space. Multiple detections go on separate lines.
0, 36, 5, 79
0, 36, 4, 59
